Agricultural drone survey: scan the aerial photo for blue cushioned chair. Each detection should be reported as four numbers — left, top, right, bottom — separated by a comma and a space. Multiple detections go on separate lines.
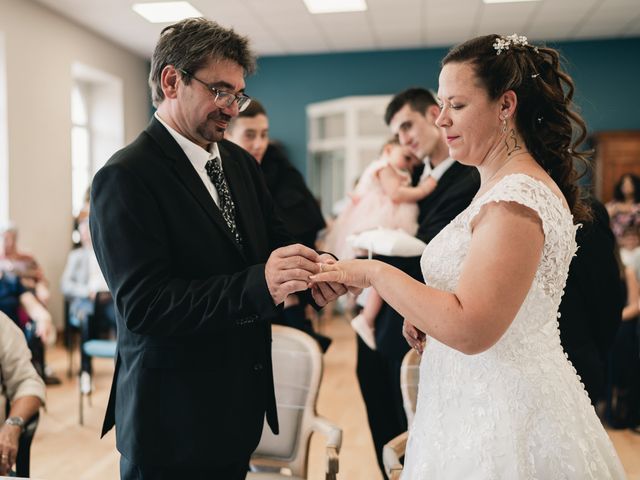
78, 294, 116, 425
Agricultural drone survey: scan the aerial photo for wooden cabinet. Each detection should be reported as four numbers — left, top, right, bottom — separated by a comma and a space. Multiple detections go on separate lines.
593, 131, 640, 203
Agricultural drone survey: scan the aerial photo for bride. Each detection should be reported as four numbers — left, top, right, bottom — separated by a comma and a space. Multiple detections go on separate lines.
311, 34, 626, 478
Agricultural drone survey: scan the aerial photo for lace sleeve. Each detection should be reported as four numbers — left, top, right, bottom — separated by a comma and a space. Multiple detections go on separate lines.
466, 173, 578, 300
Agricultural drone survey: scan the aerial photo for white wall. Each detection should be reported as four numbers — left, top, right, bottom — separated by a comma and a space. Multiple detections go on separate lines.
0, 0, 150, 327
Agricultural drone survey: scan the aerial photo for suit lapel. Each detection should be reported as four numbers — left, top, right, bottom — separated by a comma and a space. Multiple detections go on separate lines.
145, 119, 246, 258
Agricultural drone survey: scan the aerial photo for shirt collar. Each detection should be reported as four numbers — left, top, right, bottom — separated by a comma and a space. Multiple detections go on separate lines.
154, 112, 220, 171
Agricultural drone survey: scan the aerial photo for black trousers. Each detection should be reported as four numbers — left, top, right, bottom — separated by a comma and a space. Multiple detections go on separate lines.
120, 455, 250, 480
356, 337, 407, 480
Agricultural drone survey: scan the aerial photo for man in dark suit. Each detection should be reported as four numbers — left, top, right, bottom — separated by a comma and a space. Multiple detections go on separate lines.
356, 88, 479, 477
90, 18, 344, 480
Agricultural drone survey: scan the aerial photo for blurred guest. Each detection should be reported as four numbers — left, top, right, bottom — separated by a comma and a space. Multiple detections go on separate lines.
0, 311, 45, 476
226, 100, 326, 249
607, 173, 640, 242
0, 223, 50, 306
227, 100, 332, 351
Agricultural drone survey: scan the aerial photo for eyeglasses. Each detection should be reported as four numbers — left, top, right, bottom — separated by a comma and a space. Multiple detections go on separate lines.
179, 69, 251, 112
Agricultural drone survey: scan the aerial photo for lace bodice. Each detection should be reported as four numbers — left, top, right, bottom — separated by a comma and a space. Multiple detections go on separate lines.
402, 174, 625, 479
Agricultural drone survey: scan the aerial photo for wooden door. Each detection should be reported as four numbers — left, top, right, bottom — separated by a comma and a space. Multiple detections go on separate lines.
593, 131, 640, 203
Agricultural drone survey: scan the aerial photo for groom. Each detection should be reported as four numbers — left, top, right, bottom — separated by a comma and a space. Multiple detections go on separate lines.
356, 88, 479, 476
90, 18, 344, 479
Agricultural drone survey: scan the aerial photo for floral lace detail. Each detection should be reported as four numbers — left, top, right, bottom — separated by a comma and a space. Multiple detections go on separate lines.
402, 174, 625, 479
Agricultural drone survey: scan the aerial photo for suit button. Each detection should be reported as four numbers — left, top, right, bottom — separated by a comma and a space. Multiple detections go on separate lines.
253, 363, 264, 371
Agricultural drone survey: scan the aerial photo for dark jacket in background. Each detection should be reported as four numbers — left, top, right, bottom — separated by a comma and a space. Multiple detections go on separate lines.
558, 197, 624, 404
261, 144, 326, 249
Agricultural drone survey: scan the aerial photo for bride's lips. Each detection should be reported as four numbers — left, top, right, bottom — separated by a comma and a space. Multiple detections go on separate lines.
446, 136, 460, 144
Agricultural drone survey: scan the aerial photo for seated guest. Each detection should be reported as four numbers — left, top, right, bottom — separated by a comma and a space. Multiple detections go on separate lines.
0, 223, 59, 384
61, 218, 114, 329
0, 311, 45, 476
226, 100, 331, 351
61, 218, 115, 392
0, 223, 50, 306
0, 270, 55, 382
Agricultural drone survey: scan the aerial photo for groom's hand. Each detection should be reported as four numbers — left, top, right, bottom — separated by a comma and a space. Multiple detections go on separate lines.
402, 319, 426, 355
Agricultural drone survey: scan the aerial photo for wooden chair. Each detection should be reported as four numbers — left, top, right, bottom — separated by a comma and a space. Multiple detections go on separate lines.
247, 325, 342, 480
383, 347, 421, 480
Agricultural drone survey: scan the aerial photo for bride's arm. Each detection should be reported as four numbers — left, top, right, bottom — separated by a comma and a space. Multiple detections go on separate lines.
314, 202, 544, 355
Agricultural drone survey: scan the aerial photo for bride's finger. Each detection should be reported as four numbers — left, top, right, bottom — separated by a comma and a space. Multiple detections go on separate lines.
309, 270, 341, 283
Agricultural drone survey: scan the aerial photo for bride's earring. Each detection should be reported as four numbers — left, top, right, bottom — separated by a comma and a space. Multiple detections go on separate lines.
501, 115, 508, 134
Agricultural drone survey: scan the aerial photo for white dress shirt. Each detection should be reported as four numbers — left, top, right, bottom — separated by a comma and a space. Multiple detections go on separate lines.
155, 112, 222, 208
419, 156, 455, 183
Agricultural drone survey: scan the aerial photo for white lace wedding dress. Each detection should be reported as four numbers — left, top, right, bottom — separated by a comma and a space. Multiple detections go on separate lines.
402, 174, 626, 479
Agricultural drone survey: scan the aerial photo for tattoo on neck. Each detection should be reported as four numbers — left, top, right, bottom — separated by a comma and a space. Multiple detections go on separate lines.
505, 129, 522, 156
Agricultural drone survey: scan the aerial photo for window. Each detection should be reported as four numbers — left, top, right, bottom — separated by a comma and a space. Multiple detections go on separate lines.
71, 83, 91, 216
70, 63, 124, 217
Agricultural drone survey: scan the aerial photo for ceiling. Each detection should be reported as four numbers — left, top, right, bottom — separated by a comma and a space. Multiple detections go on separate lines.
34, 0, 640, 59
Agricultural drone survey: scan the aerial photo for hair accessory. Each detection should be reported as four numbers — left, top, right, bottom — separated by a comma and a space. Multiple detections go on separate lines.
531, 73, 540, 78
493, 34, 529, 55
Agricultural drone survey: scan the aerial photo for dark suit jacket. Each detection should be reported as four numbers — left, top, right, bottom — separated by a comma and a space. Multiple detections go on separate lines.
260, 144, 326, 249
90, 117, 292, 467
374, 161, 480, 360
558, 198, 623, 402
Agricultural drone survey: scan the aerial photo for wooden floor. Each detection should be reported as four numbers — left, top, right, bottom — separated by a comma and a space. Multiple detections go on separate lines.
30, 314, 640, 479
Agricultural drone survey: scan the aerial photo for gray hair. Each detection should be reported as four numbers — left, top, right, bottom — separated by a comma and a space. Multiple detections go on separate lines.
149, 17, 256, 107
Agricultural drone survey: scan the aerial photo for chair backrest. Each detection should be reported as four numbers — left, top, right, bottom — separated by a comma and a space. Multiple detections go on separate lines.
251, 325, 323, 477
400, 347, 421, 426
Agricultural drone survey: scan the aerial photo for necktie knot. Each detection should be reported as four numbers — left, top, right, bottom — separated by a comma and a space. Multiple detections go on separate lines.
205, 157, 242, 245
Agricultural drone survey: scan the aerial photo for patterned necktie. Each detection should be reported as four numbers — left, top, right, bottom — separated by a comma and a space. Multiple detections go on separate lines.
205, 157, 243, 245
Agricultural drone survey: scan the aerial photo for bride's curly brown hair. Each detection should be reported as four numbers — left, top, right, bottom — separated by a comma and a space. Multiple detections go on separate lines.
442, 34, 592, 223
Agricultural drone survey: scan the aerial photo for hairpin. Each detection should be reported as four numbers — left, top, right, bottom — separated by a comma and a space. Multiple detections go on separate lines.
493, 34, 529, 55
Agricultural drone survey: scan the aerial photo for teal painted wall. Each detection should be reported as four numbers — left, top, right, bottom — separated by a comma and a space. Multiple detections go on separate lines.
245, 37, 640, 176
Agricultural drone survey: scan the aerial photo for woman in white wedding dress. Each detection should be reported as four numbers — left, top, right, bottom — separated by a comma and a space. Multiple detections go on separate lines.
311, 34, 626, 479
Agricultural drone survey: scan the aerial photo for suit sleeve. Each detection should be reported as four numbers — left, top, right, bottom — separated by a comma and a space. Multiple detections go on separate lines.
90, 160, 282, 337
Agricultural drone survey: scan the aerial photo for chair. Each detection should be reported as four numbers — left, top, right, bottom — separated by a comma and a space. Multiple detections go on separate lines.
247, 325, 342, 480
383, 347, 421, 480
78, 295, 116, 425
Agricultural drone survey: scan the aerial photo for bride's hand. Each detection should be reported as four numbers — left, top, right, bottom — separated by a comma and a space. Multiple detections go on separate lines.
403, 319, 426, 355
309, 259, 378, 290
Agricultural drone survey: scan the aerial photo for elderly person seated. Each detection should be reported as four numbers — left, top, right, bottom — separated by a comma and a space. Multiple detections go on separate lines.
0, 222, 50, 306
0, 311, 45, 476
